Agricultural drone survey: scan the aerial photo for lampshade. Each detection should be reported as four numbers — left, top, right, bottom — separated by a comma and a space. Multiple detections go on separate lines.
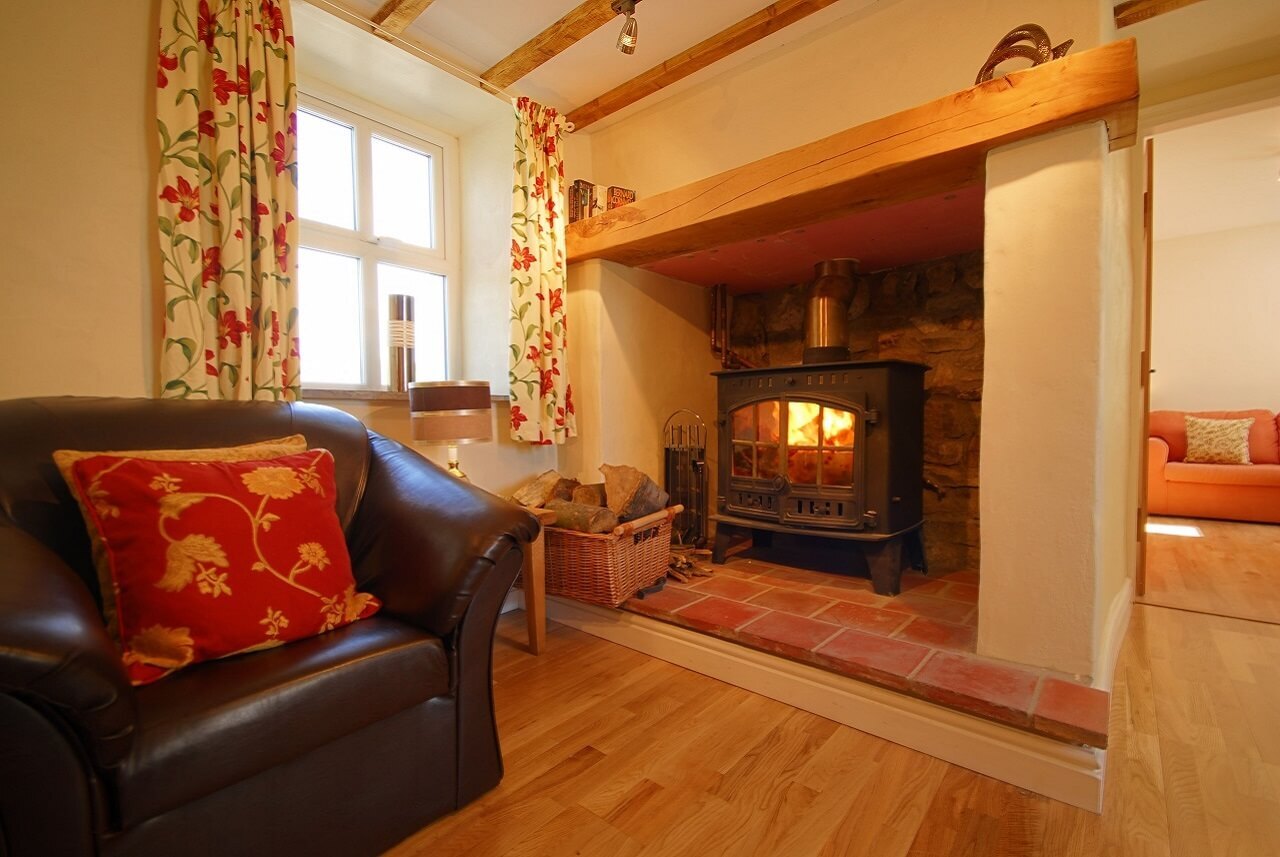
409, 381, 492, 445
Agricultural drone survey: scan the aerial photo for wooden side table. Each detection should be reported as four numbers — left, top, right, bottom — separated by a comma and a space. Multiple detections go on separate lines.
522, 508, 559, 654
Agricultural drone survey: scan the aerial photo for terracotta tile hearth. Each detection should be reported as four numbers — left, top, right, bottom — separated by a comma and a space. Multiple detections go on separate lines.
623, 556, 1109, 748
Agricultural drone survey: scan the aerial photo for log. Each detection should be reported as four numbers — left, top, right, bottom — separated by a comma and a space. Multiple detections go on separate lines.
545, 499, 619, 534
572, 482, 607, 506
600, 463, 669, 521
512, 470, 581, 507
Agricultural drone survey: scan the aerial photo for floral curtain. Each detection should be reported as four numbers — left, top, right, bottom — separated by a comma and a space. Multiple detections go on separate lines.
157, 0, 299, 400
509, 97, 575, 444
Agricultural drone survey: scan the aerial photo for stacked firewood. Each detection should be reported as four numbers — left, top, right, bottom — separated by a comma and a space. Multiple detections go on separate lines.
512, 465, 713, 585
511, 464, 669, 533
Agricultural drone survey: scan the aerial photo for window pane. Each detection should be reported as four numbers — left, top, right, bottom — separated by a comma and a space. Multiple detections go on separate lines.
758, 401, 780, 443
372, 136, 433, 248
297, 109, 356, 230
376, 263, 446, 385
731, 406, 755, 441
787, 401, 821, 447
298, 248, 363, 385
732, 443, 754, 477
788, 449, 818, 484
757, 444, 780, 478
822, 450, 854, 486
822, 407, 856, 447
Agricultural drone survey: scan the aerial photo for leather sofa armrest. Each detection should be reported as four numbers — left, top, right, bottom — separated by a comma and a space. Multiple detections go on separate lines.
1147, 436, 1169, 511
348, 433, 540, 640
0, 525, 136, 769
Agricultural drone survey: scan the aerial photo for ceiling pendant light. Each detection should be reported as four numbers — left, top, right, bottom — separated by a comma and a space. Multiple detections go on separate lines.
613, 0, 638, 55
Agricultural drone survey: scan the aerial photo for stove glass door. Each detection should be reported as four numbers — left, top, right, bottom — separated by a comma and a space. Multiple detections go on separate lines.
785, 401, 856, 487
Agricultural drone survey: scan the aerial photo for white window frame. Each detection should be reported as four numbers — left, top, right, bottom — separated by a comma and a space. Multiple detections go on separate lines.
297, 84, 462, 391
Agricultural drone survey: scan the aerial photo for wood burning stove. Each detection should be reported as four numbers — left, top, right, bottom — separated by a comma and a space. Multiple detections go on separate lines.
712, 360, 927, 594
711, 261, 928, 595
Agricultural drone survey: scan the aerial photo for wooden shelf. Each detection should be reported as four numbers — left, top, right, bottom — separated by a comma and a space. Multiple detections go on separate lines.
565, 39, 1138, 272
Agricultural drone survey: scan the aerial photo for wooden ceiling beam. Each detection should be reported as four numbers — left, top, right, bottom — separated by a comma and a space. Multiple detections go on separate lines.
567, 0, 842, 130
1114, 0, 1207, 28
565, 40, 1139, 267
370, 0, 439, 37
483, 1, 639, 90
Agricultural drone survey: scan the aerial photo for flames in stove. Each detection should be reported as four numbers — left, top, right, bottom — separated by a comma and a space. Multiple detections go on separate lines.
786, 402, 855, 447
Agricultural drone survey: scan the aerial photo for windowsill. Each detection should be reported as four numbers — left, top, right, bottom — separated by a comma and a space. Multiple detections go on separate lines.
303, 387, 510, 403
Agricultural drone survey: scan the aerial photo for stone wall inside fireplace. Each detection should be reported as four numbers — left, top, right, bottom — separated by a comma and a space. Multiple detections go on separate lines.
728, 250, 982, 574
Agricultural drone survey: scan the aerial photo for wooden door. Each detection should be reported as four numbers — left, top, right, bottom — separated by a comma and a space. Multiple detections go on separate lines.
1137, 139, 1154, 597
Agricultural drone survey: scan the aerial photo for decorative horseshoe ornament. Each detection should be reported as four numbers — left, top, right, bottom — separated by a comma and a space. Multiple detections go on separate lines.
975, 24, 1074, 85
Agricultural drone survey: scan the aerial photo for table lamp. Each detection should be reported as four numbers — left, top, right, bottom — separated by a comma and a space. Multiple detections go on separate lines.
408, 381, 492, 480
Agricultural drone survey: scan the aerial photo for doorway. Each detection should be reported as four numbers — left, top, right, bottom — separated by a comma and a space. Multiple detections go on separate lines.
1139, 102, 1280, 624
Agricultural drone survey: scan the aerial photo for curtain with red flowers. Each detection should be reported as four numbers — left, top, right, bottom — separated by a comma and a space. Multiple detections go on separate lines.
156, 0, 299, 400
508, 98, 575, 445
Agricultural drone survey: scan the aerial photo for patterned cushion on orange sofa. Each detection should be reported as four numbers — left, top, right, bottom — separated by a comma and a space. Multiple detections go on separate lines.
1184, 415, 1253, 465
66, 449, 380, 685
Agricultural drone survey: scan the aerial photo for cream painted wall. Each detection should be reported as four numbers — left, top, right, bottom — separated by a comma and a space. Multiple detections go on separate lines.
561, 261, 719, 489
1150, 223, 1280, 411
979, 124, 1111, 677
582, 0, 1101, 196
0, 1, 157, 398
1094, 144, 1137, 686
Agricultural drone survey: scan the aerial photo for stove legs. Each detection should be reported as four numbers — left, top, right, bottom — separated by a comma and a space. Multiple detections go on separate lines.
712, 521, 926, 597
711, 521, 772, 564
863, 539, 904, 596
862, 528, 926, 596
711, 522, 738, 564
905, 527, 927, 575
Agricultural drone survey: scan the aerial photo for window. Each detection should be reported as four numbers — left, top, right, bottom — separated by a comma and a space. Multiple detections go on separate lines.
296, 95, 454, 389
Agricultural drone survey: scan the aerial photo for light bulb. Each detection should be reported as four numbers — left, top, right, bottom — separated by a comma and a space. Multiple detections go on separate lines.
617, 12, 638, 55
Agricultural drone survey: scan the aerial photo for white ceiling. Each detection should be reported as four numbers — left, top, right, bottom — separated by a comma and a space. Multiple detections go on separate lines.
293, 2, 509, 136
320, 0, 869, 122
1123, 0, 1280, 99
1154, 104, 1280, 242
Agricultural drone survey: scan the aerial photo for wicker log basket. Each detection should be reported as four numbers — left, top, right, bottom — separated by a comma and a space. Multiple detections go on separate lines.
543, 505, 683, 607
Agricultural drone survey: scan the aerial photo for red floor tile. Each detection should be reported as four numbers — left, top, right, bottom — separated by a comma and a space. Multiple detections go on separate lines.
884, 594, 975, 625
892, 617, 977, 650
809, 573, 878, 593
912, 651, 1040, 726
686, 576, 772, 602
809, 585, 887, 607
739, 611, 841, 655
814, 630, 931, 688
747, 588, 834, 617
1033, 678, 1110, 747
674, 595, 768, 631
942, 582, 980, 604
814, 601, 910, 636
946, 571, 981, 585
626, 585, 706, 616
901, 578, 948, 597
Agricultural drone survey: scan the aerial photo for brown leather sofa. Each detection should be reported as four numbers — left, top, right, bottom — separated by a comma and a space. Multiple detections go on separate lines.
0, 397, 538, 857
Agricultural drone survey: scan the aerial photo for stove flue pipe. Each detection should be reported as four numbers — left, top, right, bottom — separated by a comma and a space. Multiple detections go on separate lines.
802, 259, 858, 364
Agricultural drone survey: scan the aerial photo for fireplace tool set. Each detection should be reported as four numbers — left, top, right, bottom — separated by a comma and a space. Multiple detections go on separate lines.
663, 409, 708, 549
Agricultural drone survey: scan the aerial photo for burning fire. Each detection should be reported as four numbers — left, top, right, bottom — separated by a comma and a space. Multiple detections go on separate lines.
824, 407, 855, 447
787, 402, 855, 447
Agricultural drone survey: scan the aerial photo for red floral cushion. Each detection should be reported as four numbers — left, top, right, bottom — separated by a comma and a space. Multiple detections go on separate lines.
67, 449, 379, 685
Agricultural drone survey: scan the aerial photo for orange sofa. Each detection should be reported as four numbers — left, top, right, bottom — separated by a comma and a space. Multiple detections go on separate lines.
1147, 409, 1280, 524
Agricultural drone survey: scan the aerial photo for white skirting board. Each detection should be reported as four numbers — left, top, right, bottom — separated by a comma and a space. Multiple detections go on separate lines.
545, 595, 1105, 812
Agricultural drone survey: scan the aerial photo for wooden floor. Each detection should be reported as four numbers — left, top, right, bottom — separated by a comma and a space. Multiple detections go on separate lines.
387, 604, 1280, 857
1143, 516, 1280, 625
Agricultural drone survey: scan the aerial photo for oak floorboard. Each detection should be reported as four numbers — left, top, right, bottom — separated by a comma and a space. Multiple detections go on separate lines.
387, 604, 1280, 856
1143, 516, 1280, 624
